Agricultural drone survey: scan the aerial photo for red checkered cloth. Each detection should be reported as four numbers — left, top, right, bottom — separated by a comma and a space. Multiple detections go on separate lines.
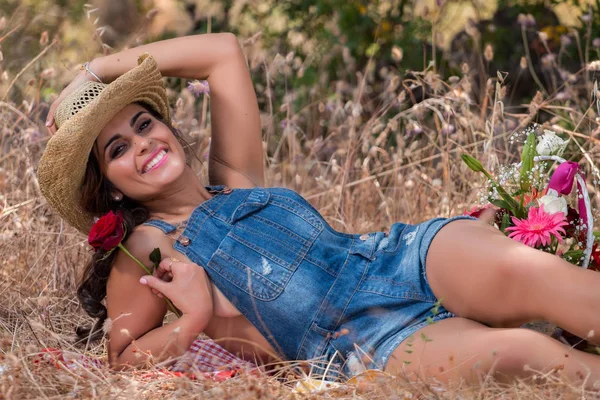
171, 338, 255, 373
34, 338, 255, 381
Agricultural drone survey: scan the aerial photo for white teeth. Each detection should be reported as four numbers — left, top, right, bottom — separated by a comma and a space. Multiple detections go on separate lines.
144, 150, 166, 173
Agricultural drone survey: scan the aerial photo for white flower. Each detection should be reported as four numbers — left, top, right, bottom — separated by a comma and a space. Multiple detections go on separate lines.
536, 129, 568, 156
538, 194, 568, 216
588, 60, 600, 71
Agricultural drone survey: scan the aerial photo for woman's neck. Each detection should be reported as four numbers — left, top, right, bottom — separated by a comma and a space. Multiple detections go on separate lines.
142, 168, 212, 223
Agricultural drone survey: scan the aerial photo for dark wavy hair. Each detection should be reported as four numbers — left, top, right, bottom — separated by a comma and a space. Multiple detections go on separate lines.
75, 102, 193, 344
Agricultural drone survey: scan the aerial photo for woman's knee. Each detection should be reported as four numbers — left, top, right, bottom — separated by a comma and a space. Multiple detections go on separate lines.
485, 329, 562, 377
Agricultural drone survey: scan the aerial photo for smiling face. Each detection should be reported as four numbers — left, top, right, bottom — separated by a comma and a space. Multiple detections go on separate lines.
94, 103, 187, 203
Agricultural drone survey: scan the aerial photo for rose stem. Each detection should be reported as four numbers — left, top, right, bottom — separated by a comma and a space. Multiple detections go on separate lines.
117, 244, 181, 317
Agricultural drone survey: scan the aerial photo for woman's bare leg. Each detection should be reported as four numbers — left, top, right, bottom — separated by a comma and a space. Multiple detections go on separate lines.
425, 219, 600, 343
385, 318, 600, 389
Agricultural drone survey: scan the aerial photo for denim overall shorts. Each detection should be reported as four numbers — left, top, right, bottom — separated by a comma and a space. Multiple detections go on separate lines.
143, 186, 474, 377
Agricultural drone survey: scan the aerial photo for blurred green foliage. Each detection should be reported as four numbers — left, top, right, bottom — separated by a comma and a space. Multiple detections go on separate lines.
182, 0, 600, 105
1, 0, 600, 111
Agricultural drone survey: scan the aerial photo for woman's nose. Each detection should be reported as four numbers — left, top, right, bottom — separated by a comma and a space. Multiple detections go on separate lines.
135, 135, 152, 154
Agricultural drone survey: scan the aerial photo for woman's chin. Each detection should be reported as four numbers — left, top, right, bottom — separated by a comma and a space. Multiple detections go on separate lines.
112, 164, 188, 202
140, 175, 189, 200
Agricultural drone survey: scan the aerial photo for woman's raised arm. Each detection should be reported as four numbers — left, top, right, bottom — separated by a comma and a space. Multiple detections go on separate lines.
47, 33, 264, 187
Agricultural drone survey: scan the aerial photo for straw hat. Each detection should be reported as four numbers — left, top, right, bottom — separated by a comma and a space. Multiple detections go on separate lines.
37, 53, 170, 234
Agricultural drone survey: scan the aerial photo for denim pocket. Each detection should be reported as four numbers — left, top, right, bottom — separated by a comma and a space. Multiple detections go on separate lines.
358, 276, 435, 302
208, 188, 322, 300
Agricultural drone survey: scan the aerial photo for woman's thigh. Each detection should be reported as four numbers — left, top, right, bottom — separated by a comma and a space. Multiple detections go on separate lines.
385, 317, 600, 388
424, 219, 549, 326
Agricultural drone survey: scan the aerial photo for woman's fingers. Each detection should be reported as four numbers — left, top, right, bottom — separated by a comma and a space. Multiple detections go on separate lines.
45, 72, 95, 135
155, 259, 173, 278
140, 261, 212, 317
150, 258, 177, 297
139, 275, 171, 296
158, 257, 178, 273
45, 103, 58, 134
478, 208, 496, 225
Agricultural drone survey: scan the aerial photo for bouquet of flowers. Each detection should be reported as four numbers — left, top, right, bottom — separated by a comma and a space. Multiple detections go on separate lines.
462, 127, 599, 270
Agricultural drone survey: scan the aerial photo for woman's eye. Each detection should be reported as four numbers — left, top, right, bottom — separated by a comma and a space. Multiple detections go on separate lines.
138, 118, 151, 132
111, 144, 126, 159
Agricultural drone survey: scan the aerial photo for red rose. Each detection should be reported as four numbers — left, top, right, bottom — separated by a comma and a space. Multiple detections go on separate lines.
88, 211, 125, 251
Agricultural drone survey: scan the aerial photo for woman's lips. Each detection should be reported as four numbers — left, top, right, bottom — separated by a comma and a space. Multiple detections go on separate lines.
142, 149, 168, 173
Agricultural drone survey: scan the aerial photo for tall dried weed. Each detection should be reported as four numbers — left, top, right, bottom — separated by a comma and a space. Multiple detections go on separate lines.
1, 2, 600, 398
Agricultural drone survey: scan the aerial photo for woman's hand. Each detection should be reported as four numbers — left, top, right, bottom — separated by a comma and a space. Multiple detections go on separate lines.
45, 68, 98, 135
139, 259, 213, 319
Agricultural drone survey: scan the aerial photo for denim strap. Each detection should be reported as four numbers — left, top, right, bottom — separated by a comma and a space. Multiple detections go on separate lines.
142, 185, 227, 232
142, 219, 177, 233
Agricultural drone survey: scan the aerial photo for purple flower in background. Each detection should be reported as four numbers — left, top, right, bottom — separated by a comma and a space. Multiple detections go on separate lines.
441, 124, 455, 135
405, 122, 423, 136
593, 38, 600, 48
188, 80, 210, 97
517, 13, 536, 28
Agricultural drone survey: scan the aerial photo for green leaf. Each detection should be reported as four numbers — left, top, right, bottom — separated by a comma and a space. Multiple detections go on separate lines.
365, 42, 380, 57
461, 153, 520, 214
420, 332, 433, 343
500, 213, 511, 233
489, 199, 512, 210
149, 248, 162, 271
563, 249, 585, 261
563, 249, 584, 256
430, 299, 441, 316
520, 132, 536, 192
98, 247, 116, 262
461, 154, 485, 173
491, 185, 520, 215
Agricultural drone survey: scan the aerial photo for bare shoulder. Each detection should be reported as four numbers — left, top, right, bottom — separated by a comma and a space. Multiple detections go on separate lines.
106, 224, 169, 300
111, 224, 171, 275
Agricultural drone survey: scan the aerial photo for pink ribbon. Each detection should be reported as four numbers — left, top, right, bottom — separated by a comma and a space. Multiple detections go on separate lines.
577, 178, 588, 227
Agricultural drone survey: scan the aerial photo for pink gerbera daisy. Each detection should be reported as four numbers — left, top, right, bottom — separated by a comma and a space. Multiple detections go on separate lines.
505, 205, 568, 247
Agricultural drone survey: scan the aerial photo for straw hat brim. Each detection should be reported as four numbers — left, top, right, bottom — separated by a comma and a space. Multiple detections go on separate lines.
37, 54, 170, 234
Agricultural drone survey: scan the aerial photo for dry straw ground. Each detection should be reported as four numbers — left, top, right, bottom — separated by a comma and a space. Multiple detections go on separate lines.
3, 2, 600, 399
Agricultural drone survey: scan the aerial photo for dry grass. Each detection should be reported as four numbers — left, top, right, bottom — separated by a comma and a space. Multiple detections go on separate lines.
2, 2, 600, 398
